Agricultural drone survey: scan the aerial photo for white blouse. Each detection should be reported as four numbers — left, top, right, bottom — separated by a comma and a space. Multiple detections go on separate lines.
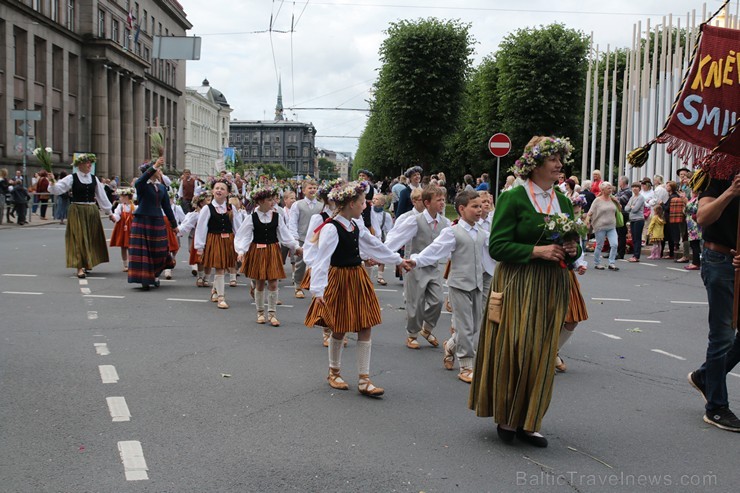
234, 208, 299, 255
177, 210, 200, 237
524, 179, 562, 215
48, 171, 112, 213
310, 215, 402, 299
194, 200, 240, 250
111, 203, 135, 222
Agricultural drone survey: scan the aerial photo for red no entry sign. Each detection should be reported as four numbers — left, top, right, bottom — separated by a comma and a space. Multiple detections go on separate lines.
488, 133, 511, 158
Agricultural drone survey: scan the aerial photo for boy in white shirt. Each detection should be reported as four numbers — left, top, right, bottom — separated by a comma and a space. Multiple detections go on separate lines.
369, 194, 393, 285
288, 180, 320, 298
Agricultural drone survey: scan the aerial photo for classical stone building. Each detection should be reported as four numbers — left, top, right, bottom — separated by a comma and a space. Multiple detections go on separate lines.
317, 147, 352, 181
184, 78, 231, 177
0, 0, 191, 181
229, 83, 317, 176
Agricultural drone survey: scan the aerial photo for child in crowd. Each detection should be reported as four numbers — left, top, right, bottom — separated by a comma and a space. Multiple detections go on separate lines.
280, 190, 297, 272
289, 179, 321, 298
647, 204, 665, 260
109, 188, 136, 271
227, 194, 246, 287
178, 193, 212, 287
369, 194, 393, 286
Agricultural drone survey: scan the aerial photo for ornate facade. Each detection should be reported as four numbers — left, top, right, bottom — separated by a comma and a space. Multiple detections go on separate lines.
184, 78, 231, 177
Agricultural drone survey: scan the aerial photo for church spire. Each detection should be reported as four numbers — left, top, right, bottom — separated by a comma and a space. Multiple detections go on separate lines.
274, 76, 284, 121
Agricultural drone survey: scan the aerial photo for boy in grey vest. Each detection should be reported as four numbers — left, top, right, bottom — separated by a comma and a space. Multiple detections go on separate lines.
407, 191, 485, 383
288, 179, 320, 298
386, 185, 450, 349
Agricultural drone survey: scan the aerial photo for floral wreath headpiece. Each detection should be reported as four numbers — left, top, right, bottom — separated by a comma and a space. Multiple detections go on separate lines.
570, 194, 587, 208
250, 186, 276, 202
404, 166, 423, 178
73, 153, 97, 166
510, 137, 574, 178
210, 178, 230, 189
318, 178, 345, 201
118, 187, 135, 197
328, 181, 367, 204
192, 192, 211, 208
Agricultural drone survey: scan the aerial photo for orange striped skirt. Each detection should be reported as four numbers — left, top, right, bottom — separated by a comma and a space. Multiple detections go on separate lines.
299, 267, 312, 290
304, 265, 381, 333
202, 232, 237, 269
109, 213, 133, 248
188, 237, 199, 265
241, 242, 286, 280
565, 269, 589, 323
166, 221, 179, 254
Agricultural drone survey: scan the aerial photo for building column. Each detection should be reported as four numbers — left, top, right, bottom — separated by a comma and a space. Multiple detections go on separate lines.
133, 82, 145, 165
91, 63, 109, 177
120, 77, 134, 181
107, 71, 121, 179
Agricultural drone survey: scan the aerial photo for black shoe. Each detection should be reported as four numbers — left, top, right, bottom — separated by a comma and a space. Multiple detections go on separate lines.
141, 284, 150, 291
153, 279, 160, 288
608, 265, 620, 271
497, 425, 516, 444
687, 371, 707, 403
704, 407, 740, 432
516, 428, 548, 447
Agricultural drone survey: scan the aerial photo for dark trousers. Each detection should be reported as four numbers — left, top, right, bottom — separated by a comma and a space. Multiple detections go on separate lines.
616, 223, 628, 259
15, 203, 28, 224
181, 200, 193, 214
690, 239, 701, 266
39, 198, 49, 218
666, 223, 681, 257
629, 220, 645, 259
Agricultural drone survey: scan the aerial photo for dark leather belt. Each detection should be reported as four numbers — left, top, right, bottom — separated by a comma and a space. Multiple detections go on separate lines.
704, 241, 733, 256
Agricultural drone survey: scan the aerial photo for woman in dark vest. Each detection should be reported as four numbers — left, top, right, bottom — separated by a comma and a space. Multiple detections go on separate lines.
128, 157, 178, 290
48, 154, 113, 278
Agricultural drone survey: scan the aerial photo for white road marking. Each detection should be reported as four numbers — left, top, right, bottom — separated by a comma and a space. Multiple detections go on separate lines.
87, 311, 98, 320
640, 262, 657, 266
83, 294, 125, 299
375, 288, 399, 292
69, 276, 107, 279
670, 301, 708, 305
106, 396, 131, 422
2, 291, 43, 295
94, 343, 110, 355
166, 298, 208, 303
651, 349, 686, 361
159, 279, 176, 283
79, 279, 88, 285
615, 318, 661, 324
592, 330, 622, 340
80, 287, 91, 295
99, 365, 119, 383
248, 302, 295, 308
2, 274, 38, 277
117, 441, 149, 481
666, 267, 688, 273
592, 297, 631, 302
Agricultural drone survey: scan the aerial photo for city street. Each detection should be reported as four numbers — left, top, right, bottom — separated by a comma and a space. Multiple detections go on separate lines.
0, 223, 736, 492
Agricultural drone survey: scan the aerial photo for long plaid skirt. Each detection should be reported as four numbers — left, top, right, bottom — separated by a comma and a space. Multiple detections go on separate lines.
128, 215, 169, 285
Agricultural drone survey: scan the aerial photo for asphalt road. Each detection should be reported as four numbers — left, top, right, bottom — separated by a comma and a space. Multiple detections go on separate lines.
0, 223, 737, 492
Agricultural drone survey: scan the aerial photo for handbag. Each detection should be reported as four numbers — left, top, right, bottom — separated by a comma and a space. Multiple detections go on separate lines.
615, 209, 625, 228
488, 291, 503, 323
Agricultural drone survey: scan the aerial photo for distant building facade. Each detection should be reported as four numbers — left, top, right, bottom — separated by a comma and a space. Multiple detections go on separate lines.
317, 147, 352, 181
228, 81, 317, 176
0, 0, 192, 180
184, 78, 231, 177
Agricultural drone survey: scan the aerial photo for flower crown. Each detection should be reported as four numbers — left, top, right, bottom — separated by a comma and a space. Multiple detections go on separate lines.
192, 192, 211, 208
318, 178, 345, 200
571, 194, 587, 208
73, 153, 97, 166
250, 186, 276, 202
210, 178, 230, 189
328, 181, 367, 204
510, 137, 574, 178
118, 187, 135, 197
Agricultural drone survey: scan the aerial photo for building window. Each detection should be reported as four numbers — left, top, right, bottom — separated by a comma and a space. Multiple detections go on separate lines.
111, 20, 119, 44
252, 146, 258, 157
264, 146, 270, 157
136, 42, 141, 56
263, 134, 270, 143
98, 10, 105, 38
68, 53, 78, 95
32, 0, 41, 12
52, 45, 63, 90
123, 28, 130, 49
144, 46, 149, 61
66, 1, 75, 30
287, 148, 296, 158
302, 147, 309, 158
158, 22, 162, 35
274, 147, 281, 157
51, 0, 59, 22
275, 136, 280, 143
34, 37, 46, 85
14, 27, 27, 78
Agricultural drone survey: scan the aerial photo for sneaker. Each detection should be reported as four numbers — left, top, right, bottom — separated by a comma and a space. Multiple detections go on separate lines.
608, 265, 620, 271
704, 407, 740, 432
594, 265, 605, 270
687, 371, 707, 403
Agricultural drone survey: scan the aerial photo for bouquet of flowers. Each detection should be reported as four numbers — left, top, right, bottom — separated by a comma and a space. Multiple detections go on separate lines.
33, 144, 53, 172
541, 213, 587, 268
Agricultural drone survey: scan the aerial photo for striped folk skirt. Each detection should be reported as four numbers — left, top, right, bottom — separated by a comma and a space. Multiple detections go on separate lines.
565, 269, 589, 323
304, 265, 381, 333
469, 261, 570, 433
202, 233, 237, 269
109, 212, 133, 248
65, 203, 109, 269
241, 242, 286, 280
166, 221, 180, 254
299, 267, 312, 290
188, 237, 199, 266
128, 215, 169, 285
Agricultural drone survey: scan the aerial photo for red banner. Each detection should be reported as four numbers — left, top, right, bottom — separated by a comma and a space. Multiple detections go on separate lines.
657, 24, 740, 177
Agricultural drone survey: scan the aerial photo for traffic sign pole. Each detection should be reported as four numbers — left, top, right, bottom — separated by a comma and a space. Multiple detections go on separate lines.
495, 157, 500, 200
488, 132, 511, 201
10, 109, 42, 185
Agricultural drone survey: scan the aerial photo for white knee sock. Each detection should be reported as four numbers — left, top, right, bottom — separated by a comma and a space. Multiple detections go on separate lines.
214, 274, 225, 296
197, 269, 205, 278
267, 290, 278, 313
255, 289, 265, 313
356, 340, 372, 375
558, 328, 574, 350
230, 272, 237, 282
329, 337, 344, 369
459, 357, 473, 370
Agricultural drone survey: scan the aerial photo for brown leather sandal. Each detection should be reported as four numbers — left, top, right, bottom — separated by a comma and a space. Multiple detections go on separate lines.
256, 312, 266, 324
420, 327, 439, 347
358, 374, 384, 396
328, 368, 349, 390
268, 313, 280, 327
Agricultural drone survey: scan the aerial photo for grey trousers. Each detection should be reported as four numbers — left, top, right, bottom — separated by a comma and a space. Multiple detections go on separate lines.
294, 240, 306, 288
447, 286, 482, 365
404, 265, 443, 335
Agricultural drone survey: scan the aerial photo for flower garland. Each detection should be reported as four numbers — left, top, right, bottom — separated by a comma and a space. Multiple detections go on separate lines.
118, 187, 135, 197
510, 137, 574, 178
73, 153, 97, 166
318, 178, 345, 200
328, 181, 367, 204
250, 186, 276, 202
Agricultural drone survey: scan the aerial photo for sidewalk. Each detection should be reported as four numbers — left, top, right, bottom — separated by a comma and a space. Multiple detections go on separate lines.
0, 212, 106, 231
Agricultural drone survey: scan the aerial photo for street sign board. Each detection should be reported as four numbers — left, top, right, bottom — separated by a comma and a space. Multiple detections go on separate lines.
488, 133, 511, 158
10, 109, 42, 121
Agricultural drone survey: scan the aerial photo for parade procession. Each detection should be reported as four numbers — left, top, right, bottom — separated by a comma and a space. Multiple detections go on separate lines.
1, 0, 739, 491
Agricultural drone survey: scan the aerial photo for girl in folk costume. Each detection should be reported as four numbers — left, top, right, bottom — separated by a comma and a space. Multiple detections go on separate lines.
47, 153, 114, 278
235, 187, 302, 326
228, 194, 246, 287
178, 193, 212, 287
109, 188, 136, 272
163, 191, 185, 280
127, 158, 179, 289
305, 182, 408, 396
647, 204, 666, 259
195, 180, 240, 309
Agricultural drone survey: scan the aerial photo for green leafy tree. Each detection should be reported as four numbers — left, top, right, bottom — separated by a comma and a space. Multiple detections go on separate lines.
260, 163, 293, 180
318, 157, 339, 180
496, 24, 590, 176
356, 18, 474, 177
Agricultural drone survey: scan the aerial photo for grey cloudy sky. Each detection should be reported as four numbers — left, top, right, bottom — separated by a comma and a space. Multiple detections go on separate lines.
180, 0, 732, 155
